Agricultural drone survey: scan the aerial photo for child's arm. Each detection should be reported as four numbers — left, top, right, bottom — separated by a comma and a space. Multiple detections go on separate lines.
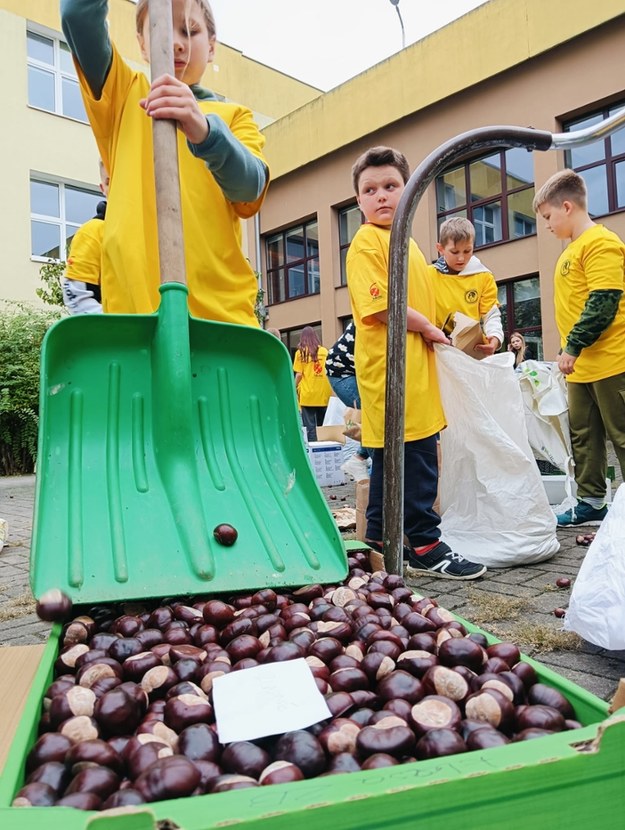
62, 278, 102, 315
474, 305, 504, 356
558, 289, 622, 375
61, 0, 112, 98
371, 309, 450, 348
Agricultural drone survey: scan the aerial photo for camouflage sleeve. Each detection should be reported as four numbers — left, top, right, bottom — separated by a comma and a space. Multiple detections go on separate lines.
565, 289, 623, 356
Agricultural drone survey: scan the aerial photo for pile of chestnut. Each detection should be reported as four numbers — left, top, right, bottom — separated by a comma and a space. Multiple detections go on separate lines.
15, 550, 582, 811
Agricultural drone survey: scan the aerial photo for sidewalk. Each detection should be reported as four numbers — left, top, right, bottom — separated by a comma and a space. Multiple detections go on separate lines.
1, 473, 624, 702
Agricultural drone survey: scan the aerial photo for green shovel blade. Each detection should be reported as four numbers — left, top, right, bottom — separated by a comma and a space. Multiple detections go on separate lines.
31, 285, 347, 603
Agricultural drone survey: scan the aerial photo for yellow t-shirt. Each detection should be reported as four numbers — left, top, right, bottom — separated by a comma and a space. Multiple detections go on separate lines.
293, 347, 332, 406
66, 217, 104, 287
347, 224, 446, 447
76, 46, 267, 325
428, 266, 499, 332
554, 224, 625, 383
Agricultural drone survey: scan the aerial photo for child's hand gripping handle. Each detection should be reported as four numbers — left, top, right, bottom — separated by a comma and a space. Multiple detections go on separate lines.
148, 0, 186, 287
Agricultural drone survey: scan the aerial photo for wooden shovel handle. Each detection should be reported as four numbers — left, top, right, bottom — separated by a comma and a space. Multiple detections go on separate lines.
148, 0, 186, 286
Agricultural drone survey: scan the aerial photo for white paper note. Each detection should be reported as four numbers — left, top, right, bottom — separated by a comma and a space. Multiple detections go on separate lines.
213, 658, 332, 744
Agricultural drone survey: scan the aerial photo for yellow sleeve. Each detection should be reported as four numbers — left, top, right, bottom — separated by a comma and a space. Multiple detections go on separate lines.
65, 219, 103, 287
293, 349, 304, 373
478, 272, 499, 317
583, 236, 625, 291
348, 243, 389, 322
227, 106, 270, 220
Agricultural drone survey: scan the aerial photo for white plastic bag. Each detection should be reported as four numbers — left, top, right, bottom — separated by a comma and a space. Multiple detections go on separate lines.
323, 396, 347, 426
564, 484, 625, 649
435, 345, 559, 567
517, 360, 576, 513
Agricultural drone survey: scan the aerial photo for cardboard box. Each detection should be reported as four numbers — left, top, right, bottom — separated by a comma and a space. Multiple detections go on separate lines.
307, 441, 345, 486
315, 425, 346, 444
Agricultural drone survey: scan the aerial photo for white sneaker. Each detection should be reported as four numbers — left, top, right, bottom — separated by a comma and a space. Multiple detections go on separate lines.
341, 456, 369, 482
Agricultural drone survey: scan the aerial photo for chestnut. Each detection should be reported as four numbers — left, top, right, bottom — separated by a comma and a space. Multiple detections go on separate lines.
26, 733, 73, 772
486, 642, 521, 668
421, 665, 470, 702
516, 704, 566, 732
259, 760, 305, 785
328, 752, 362, 773
64, 765, 120, 800
356, 724, 415, 760
274, 730, 327, 778
56, 792, 103, 810
318, 718, 361, 755
49, 686, 96, 727
361, 753, 399, 769
210, 774, 258, 792
376, 669, 423, 704
221, 741, 270, 779
66, 738, 124, 775
464, 688, 515, 733
164, 694, 214, 732
94, 687, 145, 736
410, 695, 462, 735
59, 715, 100, 744
102, 789, 146, 809
36, 588, 73, 623
25, 761, 70, 794
213, 523, 238, 546
438, 638, 486, 673
134, 755, 201, 801
12, 782, 57, 807
415, 727, 468, 759
178, 723, 221, 762
527, 683, 575, 719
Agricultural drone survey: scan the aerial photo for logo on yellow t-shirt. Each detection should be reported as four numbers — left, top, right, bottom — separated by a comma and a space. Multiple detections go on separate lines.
560, 259, 571, 277
369, 283, 381, 299
313, 361, 323, 376
465, 289, 478, 304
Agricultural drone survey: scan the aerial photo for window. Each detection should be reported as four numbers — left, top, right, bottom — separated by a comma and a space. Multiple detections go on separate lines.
31, 178, 102, 260
564, 102, 625, 217
27, 28, 87, 122
497, 276, 543, 359
435, 148, 536, 247
265, 220, 320, 304
338, 204, 363, 285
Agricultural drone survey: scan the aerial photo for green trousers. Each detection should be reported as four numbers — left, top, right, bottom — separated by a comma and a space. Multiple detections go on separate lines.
567, 371, 625, 501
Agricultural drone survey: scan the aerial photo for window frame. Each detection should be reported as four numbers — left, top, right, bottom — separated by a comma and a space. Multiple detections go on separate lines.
264, 219, 320, 305
563, 100, 625, 218
435, 149, 537, 249
26, 23, 88, 124
30, 176, 102, 262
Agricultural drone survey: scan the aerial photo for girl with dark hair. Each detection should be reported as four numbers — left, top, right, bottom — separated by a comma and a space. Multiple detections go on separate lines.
293, 326, 332, 442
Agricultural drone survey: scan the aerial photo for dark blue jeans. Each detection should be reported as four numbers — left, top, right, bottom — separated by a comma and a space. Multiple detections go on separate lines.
328, 374, 372, 460
366, 435, 440, 547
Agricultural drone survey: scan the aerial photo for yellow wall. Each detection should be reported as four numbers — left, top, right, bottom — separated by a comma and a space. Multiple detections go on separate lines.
264, 0, 625, 178
0, 0, 320, 304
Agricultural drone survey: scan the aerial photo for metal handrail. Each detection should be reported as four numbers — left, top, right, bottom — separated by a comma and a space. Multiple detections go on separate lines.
383, 107, 625, 575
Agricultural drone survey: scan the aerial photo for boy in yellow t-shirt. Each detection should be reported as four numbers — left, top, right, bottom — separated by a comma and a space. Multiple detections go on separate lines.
62, 160, 108, 315
347, 146, 486, 580
534, 168, 625, 527
61, 0, 269, 325
429, 217, 503, 357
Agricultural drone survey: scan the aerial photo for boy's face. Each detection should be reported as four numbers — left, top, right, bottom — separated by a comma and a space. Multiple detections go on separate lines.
436, 237, 474, 273
138, 0, 215, 86
356, 165, 405, 227
538, 201, 573, 240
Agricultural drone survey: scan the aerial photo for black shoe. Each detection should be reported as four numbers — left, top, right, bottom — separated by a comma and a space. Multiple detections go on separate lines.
407, 541, 486, 580
365, 539, 413, 562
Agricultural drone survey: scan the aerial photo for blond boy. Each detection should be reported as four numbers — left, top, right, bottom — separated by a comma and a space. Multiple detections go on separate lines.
534, 169, 625, 526
429, 217, 503, 357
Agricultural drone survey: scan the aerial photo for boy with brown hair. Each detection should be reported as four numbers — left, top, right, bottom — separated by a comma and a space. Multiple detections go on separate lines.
533, 168, 625, 526
346, 146, 486, 579
429, 216, 503, 357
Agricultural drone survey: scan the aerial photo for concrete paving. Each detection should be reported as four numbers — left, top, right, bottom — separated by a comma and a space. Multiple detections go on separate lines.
1, 472, 624, 704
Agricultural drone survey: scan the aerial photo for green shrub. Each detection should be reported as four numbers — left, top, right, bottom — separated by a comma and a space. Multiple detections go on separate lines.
36, 259, 65, 308
0, 301, 62, 475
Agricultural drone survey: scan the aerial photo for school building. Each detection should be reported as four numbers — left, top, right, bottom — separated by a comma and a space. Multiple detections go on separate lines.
0, 0, 320, 305
258, 0, 625, 361
1, 0, 624, 367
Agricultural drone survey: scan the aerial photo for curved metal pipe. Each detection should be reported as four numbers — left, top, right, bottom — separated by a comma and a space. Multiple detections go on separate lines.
383, 109, 625, 575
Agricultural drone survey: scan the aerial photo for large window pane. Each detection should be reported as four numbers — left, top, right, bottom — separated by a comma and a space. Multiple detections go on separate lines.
28, 65, 55, 111
473, 201, 502, 246
62, 77, 87, 121
308, 257, 320, 294
306, 222, 319, 258
287, 265, 306, 298
508, 189, 536, 238
59, 41, 75, 74
32, 221, 61, 259
436, 167, 466, 211
469, 155, 502, 202
285, 228, 305, 262
512, 277, 541, 329
65, 186, 101, 224
27, 31, 54, 64
567, 114, 605, 167
580, 165, 609, 217
339, 205, 361, 244
615, 160, 625, 210
31, 180, 60, 217
505, 148, 533, 188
